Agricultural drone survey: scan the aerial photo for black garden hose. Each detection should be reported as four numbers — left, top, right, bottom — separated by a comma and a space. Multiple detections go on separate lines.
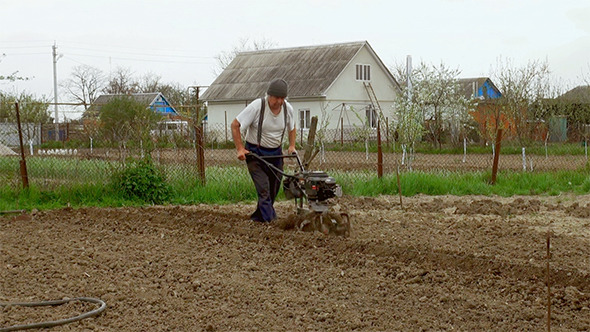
0, 297, 106, 331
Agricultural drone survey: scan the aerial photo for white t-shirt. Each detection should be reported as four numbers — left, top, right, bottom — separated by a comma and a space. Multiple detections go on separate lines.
236, 97, 295, 149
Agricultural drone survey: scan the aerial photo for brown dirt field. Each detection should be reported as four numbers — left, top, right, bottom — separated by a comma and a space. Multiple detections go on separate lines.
1, 194, 589, 331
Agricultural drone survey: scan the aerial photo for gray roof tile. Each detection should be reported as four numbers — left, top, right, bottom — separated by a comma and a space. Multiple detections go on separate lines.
202, 41, 374, 102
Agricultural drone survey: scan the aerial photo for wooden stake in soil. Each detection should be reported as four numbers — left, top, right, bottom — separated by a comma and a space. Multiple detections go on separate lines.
546, 230, 551, 332
396, 164, 403, 209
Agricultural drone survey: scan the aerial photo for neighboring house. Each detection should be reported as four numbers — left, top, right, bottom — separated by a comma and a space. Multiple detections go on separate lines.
552, 85, 590, 142
459, 77, 502, 100
559, 85, 590, 104
459, 77, 508, 142
93, 92, 179, 117
201, 41, 401, 141
0, 123, 41, 148
93, 92, 186, 136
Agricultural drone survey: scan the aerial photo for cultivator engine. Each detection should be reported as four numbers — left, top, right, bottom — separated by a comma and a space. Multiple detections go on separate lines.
250, 153, 351, 236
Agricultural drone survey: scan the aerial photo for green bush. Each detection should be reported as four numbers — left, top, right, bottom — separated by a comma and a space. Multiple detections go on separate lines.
111, 158, 171, 204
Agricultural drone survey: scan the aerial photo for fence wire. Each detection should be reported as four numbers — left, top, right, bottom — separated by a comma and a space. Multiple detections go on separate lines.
1, 120, 589, 191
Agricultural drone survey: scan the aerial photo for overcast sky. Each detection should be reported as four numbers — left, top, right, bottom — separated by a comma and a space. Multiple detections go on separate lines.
1, 0, 589, 118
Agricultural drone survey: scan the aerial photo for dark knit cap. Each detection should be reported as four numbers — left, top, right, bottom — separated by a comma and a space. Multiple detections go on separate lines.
267, 78, 288, 97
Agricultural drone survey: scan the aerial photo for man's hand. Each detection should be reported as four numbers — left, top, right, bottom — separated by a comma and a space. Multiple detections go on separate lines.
288, 146, 297, 155
237, 147, 250, 161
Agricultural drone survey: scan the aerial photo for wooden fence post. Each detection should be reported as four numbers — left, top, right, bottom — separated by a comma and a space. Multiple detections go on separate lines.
303, 116, 318, 169
491, 129, 502, 185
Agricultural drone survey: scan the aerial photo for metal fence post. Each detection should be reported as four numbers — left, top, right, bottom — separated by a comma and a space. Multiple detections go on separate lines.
15, 102, 29, 188
377, 120, 383, 178
340, 118, 344, 146
195, 107, 206, 185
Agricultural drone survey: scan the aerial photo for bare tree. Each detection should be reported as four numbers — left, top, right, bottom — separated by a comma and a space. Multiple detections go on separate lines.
103, 67, 138, 95
213, 37, 277, 76
491, 57, 551, 145
61, 65, 105, 111
137, 72, 162, 93
136, 73, 187, 108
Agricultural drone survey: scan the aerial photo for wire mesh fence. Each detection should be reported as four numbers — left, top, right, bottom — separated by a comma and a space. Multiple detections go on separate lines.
2, 116, 590, 192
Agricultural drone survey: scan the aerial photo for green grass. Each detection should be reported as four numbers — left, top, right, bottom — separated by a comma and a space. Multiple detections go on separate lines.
335, 169, 590, 197
1, 163, 589, 212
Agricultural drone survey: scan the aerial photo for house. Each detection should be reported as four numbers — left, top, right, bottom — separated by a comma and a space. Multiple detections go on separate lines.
459, 77, 502, 100
93, 92, 179, 117
458, 77, 508, 142
201, 41, 401, 141
551, 85, 590, 141
92, 92, 187, 136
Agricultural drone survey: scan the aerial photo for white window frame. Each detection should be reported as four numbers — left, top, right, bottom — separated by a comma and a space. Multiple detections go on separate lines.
299, 109, 311, 129
356, 64, 371, 81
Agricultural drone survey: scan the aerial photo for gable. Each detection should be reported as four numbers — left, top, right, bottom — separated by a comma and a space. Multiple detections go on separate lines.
460, 78, 502, 99
150, 94, 177, 115
202, 41, 398, 102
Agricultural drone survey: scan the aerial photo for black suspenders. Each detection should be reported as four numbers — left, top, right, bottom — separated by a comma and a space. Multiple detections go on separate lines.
256, 97, 288, 148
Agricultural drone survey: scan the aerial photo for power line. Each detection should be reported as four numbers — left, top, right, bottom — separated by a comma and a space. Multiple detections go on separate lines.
60, 40, 208, 56
0, 45, 52, 49
65, 52, 214, 64
2, 41, 215, 63
3, 52, 47, 56
64, 46, 212, 59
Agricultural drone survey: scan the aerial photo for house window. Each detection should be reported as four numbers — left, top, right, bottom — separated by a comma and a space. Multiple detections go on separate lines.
299, 109, 311, 129
356, 64, 371, 81
366, 107, 377, 129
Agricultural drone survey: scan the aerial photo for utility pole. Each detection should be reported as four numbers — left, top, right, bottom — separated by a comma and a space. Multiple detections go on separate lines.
52, 42, 61, 141
406, 55, 412, 101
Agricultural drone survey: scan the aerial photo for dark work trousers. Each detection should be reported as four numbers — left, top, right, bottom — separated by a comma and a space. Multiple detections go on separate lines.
245, 142, 283, 222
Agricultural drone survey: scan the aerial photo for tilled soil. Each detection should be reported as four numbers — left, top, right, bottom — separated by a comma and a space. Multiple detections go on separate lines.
1, 194, 589, 331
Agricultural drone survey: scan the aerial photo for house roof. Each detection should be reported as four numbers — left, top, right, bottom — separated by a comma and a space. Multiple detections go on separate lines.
93, 92, 178, 114
201, 41, 399, 102
559, 85, 590, 103
94, 93, 161, 106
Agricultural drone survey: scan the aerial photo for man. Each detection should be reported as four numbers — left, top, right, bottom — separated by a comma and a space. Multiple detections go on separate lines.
231, 78, 297, 222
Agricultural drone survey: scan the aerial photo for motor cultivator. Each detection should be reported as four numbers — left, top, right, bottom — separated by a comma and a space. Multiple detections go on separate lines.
249, 153, 351, 236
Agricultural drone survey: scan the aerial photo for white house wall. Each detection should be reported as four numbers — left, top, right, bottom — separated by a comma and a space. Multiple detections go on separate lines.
324, 46, 398, 128
206, 101, 250, 129
208, 99, 368, 132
